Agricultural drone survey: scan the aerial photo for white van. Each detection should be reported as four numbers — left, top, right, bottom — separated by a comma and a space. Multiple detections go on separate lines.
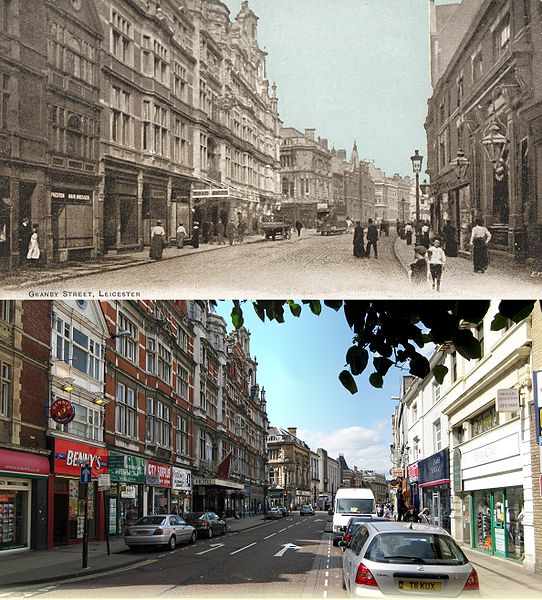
331, 487, 376, 545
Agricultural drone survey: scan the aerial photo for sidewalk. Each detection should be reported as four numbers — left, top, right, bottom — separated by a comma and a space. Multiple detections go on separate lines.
0, 514, 265, 589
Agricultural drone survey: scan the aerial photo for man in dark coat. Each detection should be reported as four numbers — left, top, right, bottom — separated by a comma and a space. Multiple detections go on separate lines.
353, 221, 365, 257
366, 218, 379, 258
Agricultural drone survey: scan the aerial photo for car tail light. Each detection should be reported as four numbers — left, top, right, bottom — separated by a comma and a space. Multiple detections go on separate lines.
463, 568, 479, 591
200, 520, 207, 527
153, 528, 164, 535
355, 563, 379, 587
344, 533, 351, 542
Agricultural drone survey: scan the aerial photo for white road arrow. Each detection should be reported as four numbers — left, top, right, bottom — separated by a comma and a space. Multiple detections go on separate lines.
274, 542, 301, 557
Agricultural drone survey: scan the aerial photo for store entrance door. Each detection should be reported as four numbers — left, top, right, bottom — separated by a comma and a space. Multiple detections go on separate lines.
53, 494, 69, 546
431, 492, 440, 527
492, 490, 507, 558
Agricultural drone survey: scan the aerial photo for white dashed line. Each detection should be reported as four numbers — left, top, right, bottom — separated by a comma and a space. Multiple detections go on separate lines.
323, 591, 328, 598
230, 541, 257, 555
325, 571, 329, 577
324, 580, 328, 587
264, 533, 276, 539
279, 528, 287, 532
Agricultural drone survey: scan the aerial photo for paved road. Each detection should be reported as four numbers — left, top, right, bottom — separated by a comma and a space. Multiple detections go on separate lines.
21, 233, 404, 298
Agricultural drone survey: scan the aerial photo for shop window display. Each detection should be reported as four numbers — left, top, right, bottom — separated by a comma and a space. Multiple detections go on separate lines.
474, 490, 492, 551
506, 487, 524, 560
0, 486, 28, 550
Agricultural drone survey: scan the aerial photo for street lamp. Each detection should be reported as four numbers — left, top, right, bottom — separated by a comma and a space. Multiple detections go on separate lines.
410, 150, 423, 243
450, 148, 470, 180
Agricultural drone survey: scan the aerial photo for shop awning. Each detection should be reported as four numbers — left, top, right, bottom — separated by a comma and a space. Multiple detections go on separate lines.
192, 477, 244, 490
0, 448, 50, 479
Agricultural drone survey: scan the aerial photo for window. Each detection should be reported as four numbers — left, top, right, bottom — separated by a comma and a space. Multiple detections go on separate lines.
111, 87, 132, 146
176, 327, 188, 352
146, 337, 155, 373
146, 397, 171, 447
0, 362, 11, 416
200, 132, 208, 171
53, 317, 103, 379
411, 402, 418, 421
268, 448, 280, 461
142, 100, 150, 151
153, 40, 168, 85
156, 342, 171, 384
49, 106, 96, 158
472, 405, 499, 437
176, 414, 189, 455
471, 45, 483, 82
116, 313, 137, 361
111, 10, 132, 64
433, 419, 442, 451
208, 389, 217, 420
173, 61, 188, 102
493, 13, 510, 60
0, 300, 13, 322
0, 0, 10, 32
173, 117, 188, 165
457, 75, 463, 108
433, 382, 441, 404
0, 72, 9, 130
176, 364, 189, 399
268, 469, 275, 484
116, 382, 136, 437
153, 104, 168, 156
56, 401, 103, 441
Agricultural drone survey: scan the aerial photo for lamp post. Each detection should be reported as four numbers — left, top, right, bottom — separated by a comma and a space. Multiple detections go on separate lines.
410, 150, 423, 243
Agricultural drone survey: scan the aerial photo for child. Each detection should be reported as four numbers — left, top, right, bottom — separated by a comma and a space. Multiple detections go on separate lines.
410, 245, 428, 286
427, 237, 446, 292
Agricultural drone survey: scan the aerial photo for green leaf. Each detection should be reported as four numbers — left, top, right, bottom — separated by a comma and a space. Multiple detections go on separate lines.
452, 329, 481, 360
231, 303, 244, 329
287, 301, 302, 317
369, 372, 384, 388
373, 356, 393, 376
253, 302, 265, 323
324, 301, 343, 311
490, 312, 509, 331
339, 370, 358, 394
308, 300, 322, 315
454, 301, 491, 325
346, 346, 369, 376
432, 364, 448, 385
409, 354, 431, 379
497, 301, 535, 323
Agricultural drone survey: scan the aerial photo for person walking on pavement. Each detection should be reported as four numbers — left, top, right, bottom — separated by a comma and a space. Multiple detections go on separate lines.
295, 220, 303, 237
149, 220, 165, 260
202, 221, 210, 244
26, 224, 41, 267
226, 219, 237, 246
366, 218, 378, 258
421, 221, 430, 247
191, 221, 200, 248
427, 237, 446, 292
353, 221, 365, 257
404, 222, 413, 245
404, 506, 420, 523
442, 220, 458, 257
238, 221, 246, 244
470, 218, 492, 273
410, 245, 428, 286
418, 508, 431, 524
217, 220, 226, 245
19, 216, 33, 267
176, 222, 187, 249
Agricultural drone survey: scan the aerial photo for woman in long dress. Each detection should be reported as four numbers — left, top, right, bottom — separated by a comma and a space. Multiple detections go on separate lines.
176, 222, 187, 249
470, 218, 492, 273
149, 220, 165, 260
27, 224, 40, 267
353, 221, 365, 257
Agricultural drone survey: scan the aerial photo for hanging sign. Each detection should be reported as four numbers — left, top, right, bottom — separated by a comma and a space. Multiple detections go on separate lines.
50, 399, 76, 424
496, 389, 520, 412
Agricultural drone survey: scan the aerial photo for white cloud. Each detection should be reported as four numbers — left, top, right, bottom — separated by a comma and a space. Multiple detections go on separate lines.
298, 421, 392, 476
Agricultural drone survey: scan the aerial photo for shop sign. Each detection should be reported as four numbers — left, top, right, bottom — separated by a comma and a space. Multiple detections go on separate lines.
51, 190, 91, 203
172, 467, 192, 491
0, 448, 50, 478
108, 451, 145, 484
146, 461, 172, 487
50, 399, 76, 425
392, 468, 403, 478
98, 473, 111, 490
534, 371, 542, 446
452, 448, 462, 493
121, 485, 137, 499
496, 389, 520, 412
53, 438, 108, 478
418, 448, 449, 488
407, 462, 418, 483
461, 433, 519, 470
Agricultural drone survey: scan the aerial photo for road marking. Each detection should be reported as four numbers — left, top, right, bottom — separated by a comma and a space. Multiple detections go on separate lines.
323, 591, 328, 598
274, 542, 301, 557
196, 543, 225, 555
324, 580, 328, 587
326, 571, 329, 577
264, 532, 277, 539
230, 542, 257, 555
158, 553, 166, 557
279, 527, 287, 532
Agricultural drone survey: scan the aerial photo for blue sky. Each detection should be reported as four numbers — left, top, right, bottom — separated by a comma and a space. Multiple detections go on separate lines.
217, 302, 404, 475
222, 0, 434, 176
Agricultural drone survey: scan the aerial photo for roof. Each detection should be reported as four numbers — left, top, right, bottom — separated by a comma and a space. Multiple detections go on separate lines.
367, 521, 449, 535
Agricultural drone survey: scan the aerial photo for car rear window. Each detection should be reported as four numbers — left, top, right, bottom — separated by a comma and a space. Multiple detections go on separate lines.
365, 533, 468, 565
134, 516, 166, 525
185, 513, 205, 520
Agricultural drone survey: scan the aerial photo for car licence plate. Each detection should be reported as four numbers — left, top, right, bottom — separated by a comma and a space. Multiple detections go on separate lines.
398, 580, 442, 592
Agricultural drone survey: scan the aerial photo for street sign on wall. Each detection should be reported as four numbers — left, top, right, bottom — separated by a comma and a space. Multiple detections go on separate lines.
496, 389, 520, 412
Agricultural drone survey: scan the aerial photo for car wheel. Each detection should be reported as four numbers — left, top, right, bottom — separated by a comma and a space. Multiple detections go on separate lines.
222, 524, 227, 535
168, 535, 176, 550
189, 531, 196, 544
208, 527, 213, 539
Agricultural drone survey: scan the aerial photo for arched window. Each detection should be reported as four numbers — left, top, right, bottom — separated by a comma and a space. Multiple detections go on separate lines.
67, 114, 82, 156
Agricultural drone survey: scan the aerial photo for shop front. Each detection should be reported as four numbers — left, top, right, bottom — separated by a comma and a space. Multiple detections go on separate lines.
192, 477, 245, 516
145, 461, 172, 515
407, 462, 419, 512
418, 449, 451, 532
48, 438, 108, 548
107, 451, 146, 535
0, 448, 50, 553
171, 466, 192, 516
103, 169, 140, 252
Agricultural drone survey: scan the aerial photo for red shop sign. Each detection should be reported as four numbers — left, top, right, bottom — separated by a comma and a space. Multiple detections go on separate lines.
146, 461, 172, 487
408, 462, 419, 482
0, 448, 50, 477
50, 398, 76, 425
53, 438, 108, 478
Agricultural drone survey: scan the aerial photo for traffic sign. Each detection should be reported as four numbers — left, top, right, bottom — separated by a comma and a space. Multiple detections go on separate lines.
80, 465, 92, 484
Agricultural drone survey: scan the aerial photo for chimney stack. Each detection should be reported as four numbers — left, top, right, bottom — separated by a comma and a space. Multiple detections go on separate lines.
304, 128, 315, 141
287, 427, 297, 436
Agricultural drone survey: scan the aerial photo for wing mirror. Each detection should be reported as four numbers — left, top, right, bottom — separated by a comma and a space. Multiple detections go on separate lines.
338, 540, 348, 548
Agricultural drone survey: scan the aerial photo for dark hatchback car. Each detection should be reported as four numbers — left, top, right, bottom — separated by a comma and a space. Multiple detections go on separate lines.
184, 511, 227, 539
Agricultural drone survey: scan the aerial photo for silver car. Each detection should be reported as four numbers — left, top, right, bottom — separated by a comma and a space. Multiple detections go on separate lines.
124, 515, 197, 550
340, 521, 480, 597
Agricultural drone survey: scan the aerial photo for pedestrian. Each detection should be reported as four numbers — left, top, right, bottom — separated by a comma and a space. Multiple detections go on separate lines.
418, 507, 431, 524
405, 222, 413, 245
442, 220, 458, 257
421, 222, 430, 247
19, 216, 32, 267
403, 505, 419, 523
238, 221, 246, 244
353, 220, 365, 258
202, 221, 210, 244
217, 220, 226, 245
366, 218, 378, 258
191, 221, 200, 248
226, 219, 237, 245
26, 224, 40, 267
383, 504, 392, 519
376, 503, 384, 517
149, 220, 165, 260
410, 245, 428, 286
396, 492, 407, 522
427, 237, 446, 292
346, 216, 353, 232
295, 220, 303, 237
470, 218, 492, 273
176, 222, 187, 249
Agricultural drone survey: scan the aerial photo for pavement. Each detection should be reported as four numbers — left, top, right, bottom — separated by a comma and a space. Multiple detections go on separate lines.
0, 514, 266, 589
